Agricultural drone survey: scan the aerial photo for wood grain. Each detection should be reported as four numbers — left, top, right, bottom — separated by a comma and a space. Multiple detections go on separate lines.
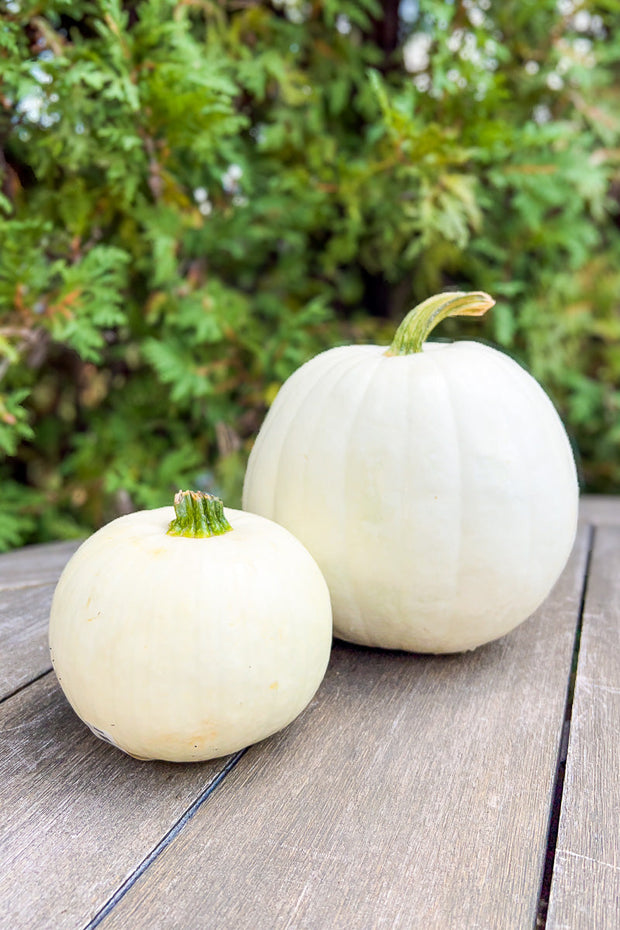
99, 528, 590, 930
0, 673, 242, 930
546, 526, 620, 930
0, 539, 81, 591
0, 583, 55, 700
0, 540, 79, 700
578, 494, 620, 528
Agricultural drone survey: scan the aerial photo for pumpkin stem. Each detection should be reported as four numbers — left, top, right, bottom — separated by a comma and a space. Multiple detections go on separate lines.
386, 291, 495, 355
167, 490, 233, 538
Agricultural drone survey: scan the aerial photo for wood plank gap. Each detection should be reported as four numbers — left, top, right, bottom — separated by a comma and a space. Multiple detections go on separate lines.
535, 524, 595, 930
0, 666, 52, 707
83, 748, 248, 930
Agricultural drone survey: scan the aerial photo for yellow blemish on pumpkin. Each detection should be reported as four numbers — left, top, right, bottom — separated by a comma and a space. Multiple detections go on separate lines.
269, 681, 279, 690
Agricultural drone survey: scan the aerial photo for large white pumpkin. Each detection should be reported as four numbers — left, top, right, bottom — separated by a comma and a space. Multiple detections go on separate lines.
243, 292, 579, 653
49, 492, 332, 761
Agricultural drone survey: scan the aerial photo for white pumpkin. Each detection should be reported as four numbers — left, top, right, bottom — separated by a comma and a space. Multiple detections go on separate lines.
49, 491, 332, 761
243, 292, 579, 654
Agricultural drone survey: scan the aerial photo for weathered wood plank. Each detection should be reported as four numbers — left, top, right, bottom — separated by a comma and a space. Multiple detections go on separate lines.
578, 494, 620, 528
0, 673, 242, 930
546, 526, 620, 930
0, 539, 79, 699
0, 583, 55, 700
0, 539, 81, 591
99, 528, 590, 930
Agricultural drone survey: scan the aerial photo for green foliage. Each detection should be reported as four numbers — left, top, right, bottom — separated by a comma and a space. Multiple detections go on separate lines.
1, 0, 619, 549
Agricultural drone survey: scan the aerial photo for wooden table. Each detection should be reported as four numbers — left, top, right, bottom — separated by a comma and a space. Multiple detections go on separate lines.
2, 496, 619, 930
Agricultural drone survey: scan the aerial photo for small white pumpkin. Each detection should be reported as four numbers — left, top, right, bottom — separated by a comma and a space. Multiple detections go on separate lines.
243, 292, 579, 654
49, 491, 332, 761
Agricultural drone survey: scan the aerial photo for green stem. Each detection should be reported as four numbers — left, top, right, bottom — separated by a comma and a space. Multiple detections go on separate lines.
386, 291, 495, 356
167, 490, 232, 538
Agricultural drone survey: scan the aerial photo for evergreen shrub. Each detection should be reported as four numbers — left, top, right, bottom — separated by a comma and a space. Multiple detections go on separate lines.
1, 0, 619, 548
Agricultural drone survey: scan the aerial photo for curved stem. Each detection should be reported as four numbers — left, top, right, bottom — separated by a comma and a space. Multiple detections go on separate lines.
167, 490, 232, 538
386, 291, 495, 356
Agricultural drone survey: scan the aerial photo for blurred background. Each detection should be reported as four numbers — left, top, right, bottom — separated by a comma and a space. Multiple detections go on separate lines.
1, 0, 619, 549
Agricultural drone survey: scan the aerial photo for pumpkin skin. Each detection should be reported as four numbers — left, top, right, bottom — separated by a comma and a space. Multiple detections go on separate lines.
49, 500, 332, 762
243, 309, 579, 653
